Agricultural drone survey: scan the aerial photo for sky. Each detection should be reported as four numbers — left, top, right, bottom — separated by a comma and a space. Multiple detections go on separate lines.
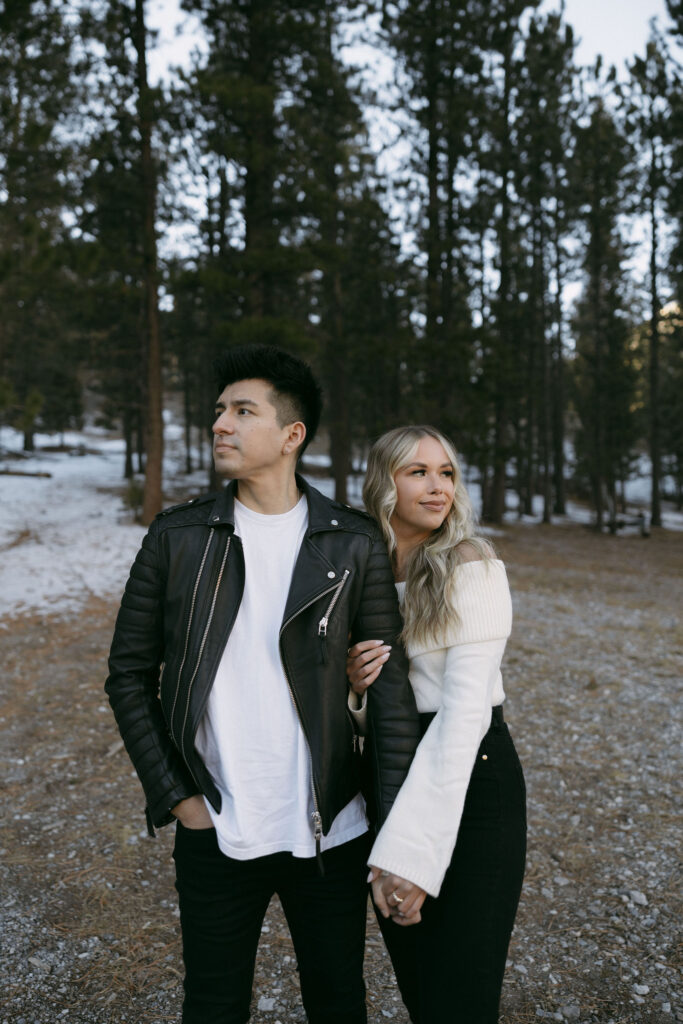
147, 0, 678, 83
548, 0, 676, 71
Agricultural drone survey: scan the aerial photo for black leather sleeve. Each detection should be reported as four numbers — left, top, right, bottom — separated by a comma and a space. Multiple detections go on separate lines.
351, 531, 421, 829
105, 521, 199, 829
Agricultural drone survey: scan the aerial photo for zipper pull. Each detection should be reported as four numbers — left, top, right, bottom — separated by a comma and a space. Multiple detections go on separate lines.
312, 810, 325, 876
318, 618, 328, 664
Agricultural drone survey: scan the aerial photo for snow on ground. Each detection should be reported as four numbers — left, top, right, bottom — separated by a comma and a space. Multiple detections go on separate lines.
0, 427, 146, 621
2, 421, 681, 620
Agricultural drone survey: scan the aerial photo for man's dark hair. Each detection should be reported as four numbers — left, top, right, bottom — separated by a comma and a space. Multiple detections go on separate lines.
214, 344, 323, 455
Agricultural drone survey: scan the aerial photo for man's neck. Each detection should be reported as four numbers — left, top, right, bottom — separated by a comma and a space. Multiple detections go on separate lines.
235, 471, 301, 515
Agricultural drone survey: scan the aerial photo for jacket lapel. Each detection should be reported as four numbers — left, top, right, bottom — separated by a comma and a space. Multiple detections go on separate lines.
281, 476, 346, 626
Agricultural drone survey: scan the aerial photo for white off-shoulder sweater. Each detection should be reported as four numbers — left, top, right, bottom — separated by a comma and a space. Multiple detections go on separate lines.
368, 558, 513, 897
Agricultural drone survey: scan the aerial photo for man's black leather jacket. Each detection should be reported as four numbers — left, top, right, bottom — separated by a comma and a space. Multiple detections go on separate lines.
105, 476, 421, 841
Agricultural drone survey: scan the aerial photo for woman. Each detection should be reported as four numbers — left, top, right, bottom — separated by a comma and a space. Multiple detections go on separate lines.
348, 425, 526, 1024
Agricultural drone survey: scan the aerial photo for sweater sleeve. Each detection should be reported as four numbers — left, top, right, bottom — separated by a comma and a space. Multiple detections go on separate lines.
367, 560, 512, 897
347, 688, 368, 735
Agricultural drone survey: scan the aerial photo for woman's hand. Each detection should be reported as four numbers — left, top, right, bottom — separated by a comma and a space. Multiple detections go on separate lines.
346, 640, 392, 695
368, 866, 426, 926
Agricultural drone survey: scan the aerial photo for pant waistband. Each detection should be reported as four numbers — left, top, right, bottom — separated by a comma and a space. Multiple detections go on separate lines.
418, 703, 504, 738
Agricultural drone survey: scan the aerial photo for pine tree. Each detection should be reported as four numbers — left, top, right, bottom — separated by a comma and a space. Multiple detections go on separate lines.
0, 1, 83, 448
571, 86, 638, 529
278, 2, 409, 499
625, 33, 672, 528
666, 0, 683, 36
659, 307, 683, 508
514, 10, 578, 521
168, 0, 326, 487
79, 0, 168, 503
134, 0, 164, 524
478, 0, 541, 522
381, 1, 490, 433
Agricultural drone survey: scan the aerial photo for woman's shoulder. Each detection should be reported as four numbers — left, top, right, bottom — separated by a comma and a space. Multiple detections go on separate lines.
453, 538, 499, 567
454, 536, 509, 632
408, 544, 511, 655
454, 536, 501, 577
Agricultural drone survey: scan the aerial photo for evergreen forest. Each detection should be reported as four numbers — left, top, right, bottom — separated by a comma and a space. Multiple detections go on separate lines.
2, 0, 683, 527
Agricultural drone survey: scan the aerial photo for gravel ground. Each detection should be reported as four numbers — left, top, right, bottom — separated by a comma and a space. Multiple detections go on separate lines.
0, 522, 681, 1024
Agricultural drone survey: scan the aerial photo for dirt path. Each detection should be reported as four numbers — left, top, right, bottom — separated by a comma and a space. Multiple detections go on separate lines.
0, 524, 681, 1024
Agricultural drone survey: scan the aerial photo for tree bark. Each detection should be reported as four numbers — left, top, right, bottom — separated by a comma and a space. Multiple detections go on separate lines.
486, 10, 515, 524
123, 406, 134, 479
134, 0, 164, 525
649, 145, 662, 527
244, 5, 277, 318
551, 207, 566, 514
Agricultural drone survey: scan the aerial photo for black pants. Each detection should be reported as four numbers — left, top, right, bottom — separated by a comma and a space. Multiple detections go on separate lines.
376, 708, 527, 1024
173, 826, 370, 1024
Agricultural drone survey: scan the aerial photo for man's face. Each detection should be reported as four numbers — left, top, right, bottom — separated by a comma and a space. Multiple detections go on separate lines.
212, 378, 295, 482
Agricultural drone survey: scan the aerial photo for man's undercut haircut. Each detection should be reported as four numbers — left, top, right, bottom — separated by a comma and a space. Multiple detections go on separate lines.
214, 344, 323, 455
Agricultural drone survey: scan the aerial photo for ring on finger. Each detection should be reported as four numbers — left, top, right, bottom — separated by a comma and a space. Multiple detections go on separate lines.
390, 890, 404, 904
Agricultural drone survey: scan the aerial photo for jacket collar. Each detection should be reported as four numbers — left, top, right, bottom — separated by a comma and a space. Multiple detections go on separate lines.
207, 473, 356, 535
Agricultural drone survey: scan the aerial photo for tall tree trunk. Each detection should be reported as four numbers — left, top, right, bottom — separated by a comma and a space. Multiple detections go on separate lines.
513, 404, 525, 519
649, 148, 662, 527
423, 0, 440, 348
183, 363, 193, 474
589, 188, 605, 530
551, 208, 566, 514
537, 219, 552, 523
198, 423, 206, 472
318, 6, 349, 503
424, 0, 441, 391
524, 314, 536, 516
135, 0, 163, 525
327, 271, 350, 504
136, 411, 145, 475
123, 406, 134, 479
486, 8, 515, 523
244, 6, 277, 318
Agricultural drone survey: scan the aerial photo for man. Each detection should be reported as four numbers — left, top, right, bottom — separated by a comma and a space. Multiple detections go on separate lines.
105, 344, 422, 1024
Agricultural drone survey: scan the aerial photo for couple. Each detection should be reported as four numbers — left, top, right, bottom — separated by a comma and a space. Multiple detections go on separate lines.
105, 344, 526, 1024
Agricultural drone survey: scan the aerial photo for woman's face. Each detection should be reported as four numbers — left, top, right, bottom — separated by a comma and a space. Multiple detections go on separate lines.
391, 436, 455, 544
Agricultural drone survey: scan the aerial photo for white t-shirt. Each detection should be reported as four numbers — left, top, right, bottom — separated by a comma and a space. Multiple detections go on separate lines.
195, 495, 367, 859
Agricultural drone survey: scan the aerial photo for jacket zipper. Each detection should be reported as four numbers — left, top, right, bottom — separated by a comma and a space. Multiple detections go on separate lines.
169, 529, 215, 738
317, 569, 350, 664
279, 576, 347, 874
180, 537, 231, 762
319, 565, 352, 634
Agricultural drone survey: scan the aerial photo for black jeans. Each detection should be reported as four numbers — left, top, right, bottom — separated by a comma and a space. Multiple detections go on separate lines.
173, 826, 370, 1024
376, 708, 527, 1024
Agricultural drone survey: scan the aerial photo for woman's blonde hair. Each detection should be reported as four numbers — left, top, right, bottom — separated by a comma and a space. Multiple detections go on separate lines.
363, 425, 491, 648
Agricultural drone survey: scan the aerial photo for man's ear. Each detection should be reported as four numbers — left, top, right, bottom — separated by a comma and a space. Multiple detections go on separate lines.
283, 421, 306, 456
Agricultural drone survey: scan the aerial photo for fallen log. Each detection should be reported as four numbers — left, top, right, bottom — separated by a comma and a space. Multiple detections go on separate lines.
0, 468, 52, 478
